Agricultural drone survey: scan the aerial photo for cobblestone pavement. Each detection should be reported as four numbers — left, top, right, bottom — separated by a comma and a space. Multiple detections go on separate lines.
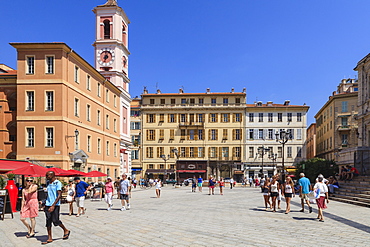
1, 185, 369, 247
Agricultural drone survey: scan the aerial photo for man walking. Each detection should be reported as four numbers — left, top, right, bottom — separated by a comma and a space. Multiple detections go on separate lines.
119, 174, 131, 211
74, 177, 90, 217
299, 173, 312, 213
42, 171, 70, 245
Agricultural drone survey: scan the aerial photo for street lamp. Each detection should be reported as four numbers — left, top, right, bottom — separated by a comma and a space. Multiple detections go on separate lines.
268, 152, 278, 175
275, 129, 291, 179
256, 146, 270, 177
161, 154, 170, 181
66, 129, 79, 150
171, 148, 180, 185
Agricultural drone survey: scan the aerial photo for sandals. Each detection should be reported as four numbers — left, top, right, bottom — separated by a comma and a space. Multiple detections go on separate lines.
41, 240, 53, 245
63, 230, 71, 240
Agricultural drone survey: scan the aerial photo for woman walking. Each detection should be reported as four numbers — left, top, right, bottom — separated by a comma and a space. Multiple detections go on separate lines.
208, 176, 215, 195
155, 178, 162, 198
269, 177, 279, 212
104, 177, 115, 210
262, 180, 271, 210
65, 179, 76, 216
283, 177, 295, 214
314, 177, 329, 222
20, 178, 38, 238
218, 177, 225, 195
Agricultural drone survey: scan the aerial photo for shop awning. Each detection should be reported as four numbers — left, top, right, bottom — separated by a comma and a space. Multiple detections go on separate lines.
146, 169, 175, 174
0, 159, 32, 174
177, 170, 206, 173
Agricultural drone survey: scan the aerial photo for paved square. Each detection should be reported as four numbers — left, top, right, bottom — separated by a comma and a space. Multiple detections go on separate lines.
1, 185, 369, 246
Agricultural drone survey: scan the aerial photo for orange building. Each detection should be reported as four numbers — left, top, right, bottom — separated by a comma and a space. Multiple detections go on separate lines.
0, 43, 121, 179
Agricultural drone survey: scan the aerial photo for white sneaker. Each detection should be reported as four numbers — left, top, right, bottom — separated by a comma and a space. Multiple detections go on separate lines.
107, 207, 111, 211
121, 207, 126, 211
126, 204, 130, 210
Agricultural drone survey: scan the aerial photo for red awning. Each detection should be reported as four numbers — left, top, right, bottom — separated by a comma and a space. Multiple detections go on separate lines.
0, 159, 32, 174
177, 170, 206, 173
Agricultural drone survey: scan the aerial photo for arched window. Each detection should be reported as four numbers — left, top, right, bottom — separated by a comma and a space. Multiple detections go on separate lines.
104, 20, 110, 39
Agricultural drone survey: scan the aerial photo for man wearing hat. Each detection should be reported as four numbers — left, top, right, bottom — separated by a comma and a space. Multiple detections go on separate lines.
74, 177, 90, 217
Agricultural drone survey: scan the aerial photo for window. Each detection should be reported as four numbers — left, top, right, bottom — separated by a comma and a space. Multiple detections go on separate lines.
297, 113, 302, 122
222, 147, 229, 157
180, 147, 186, 158
160, 99, 165, 105
297, 129, 302, 140
235, 98, 241, 104
198, 129, 204, 140
103, 19, 110, 39
46, 91, 54, 111
147, 130, 155, 141
146, 147, 153, 158
170, 129, 175, 140
211, 98, 216, 105
189, 129, 195, 140
114, 95, 117, 107
268, 129, 273, 139
26, 56, 35, 74
249, 147, 254, 158
341, 101, 348, 113
132, 135, 141, 146
97, 138, 101, 154
287, 147, 292, 158
171, 99, 175, 104
46, 56, 54, 74
131, 149, 139, 160
180, 129, 186, 139
342, 117, 348, 126
87, 105, 91, 121
106, 141, 110, 156
147, 114, 155, 123
87, 136, 91, 152
210, 147, 217, 158
222, 113, 229, 122
189, 98, 195, 105
74, 66, 79, 83
210, 113, 217, 123
297, 147, 302, 158
234, 113, 241, 122
26, 128, 34, 147
26, 91, 35, 111
106, 115, 109, 129
45, 128, 53, 147
131, 110, 140, 117
249, 129, 254, 139
189, 147, 194, 157
258, 129, 264, 139
259, 113, 263, 122
181, 98, 187, 105
278, 147, 282, 158
249, 113, 254, 122
130, 122, 140, 129
223, 98, 228, 105
223, 129, 228, 140
87, 75, 91, 90
159, 129, 164, 139
148, 164, 154, 169
106, 89, 109, 102
278, 113, 283, 122
180, 114, 187, 122
198, 114, 204, 123
169, 114, 175, 123
234, 147, 241, 158
210, 129, 218, 140
74, 98, 79, 117
114, 119, 117, 132
342, 134, 348, 145
233, 129, 241, 140
97, 110, 101, 125
199, 98, 204, 105
287, 113, 292, 122
97, 83, 101, 97
268, 113, 273, 122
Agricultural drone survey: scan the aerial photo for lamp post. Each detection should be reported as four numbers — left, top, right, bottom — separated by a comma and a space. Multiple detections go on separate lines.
171, 148, 180, 185
275, 129, 291, 180
268, 152, 278, 176
256, 146, 270, 177
161, 154, 170, 181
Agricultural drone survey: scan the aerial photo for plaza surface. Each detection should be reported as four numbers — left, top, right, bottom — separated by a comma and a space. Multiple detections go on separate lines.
0, 185, 369, 247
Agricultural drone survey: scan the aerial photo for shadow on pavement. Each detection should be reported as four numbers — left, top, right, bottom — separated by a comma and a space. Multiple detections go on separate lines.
14, 231, 28, 237
292, 217, 316, 221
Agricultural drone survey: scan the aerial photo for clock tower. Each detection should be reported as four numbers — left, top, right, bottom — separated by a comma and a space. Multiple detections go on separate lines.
93, 0, 132, 175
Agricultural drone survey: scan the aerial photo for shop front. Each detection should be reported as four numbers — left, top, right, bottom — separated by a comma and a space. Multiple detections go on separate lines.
145, 169, 175, 181
176, 160, 207, 182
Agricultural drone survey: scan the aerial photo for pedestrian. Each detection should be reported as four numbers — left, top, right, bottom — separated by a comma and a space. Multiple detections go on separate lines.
197, 175, 203, 192
208, 176, 215, 195
230, 177, 234, 189
20, 177, 38, 238
119, 174, 131, 211
114, 177, 121, 199
282, 176, 295, 214
104, 177, 114, 210
275, 175, 282, 209
248, 177, 253, 187
65, 179, 75, 216
42, 171, 70, 245
155, 178, 162, 198
74, 177, 90, 217
269, 176, 279, 212
218, 177, 225, 195
314, 177, 329, 222
262, 179, 271, 210
191, 176, 197, 192
299, 173, 313, 213
127, 177, 132, 198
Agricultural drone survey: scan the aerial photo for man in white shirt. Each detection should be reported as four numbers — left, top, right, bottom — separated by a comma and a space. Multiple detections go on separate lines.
119, 174, 131, 211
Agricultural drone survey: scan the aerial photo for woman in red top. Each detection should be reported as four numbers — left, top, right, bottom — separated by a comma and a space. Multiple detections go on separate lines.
104, 177, 115, 210
20, 178, 38, 238
218, 177, 225, 195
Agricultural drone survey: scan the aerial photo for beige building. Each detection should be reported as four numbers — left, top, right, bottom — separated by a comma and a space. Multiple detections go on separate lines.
0, 42, 121, 179
130, 98, 142, 179
140, 88, 246, 182
306, 123, 316, 159
244, 101, 309, 178
314, 79, 358, 166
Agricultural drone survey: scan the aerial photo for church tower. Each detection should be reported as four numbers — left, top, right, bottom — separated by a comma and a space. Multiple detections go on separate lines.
93, 0, 131, 175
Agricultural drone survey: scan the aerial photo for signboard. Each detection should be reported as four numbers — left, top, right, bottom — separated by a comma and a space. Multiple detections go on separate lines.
0, 189, 14, 220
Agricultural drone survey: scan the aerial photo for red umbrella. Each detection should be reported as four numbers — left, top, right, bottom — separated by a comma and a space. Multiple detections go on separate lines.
67, 169, 88, 176
6, 164, 49, 177
0, 159, 32, 174
85, 171, 107, 177
48, 167, 74, 176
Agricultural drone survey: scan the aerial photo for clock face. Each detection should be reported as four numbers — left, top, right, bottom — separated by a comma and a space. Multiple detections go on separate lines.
97, 48, 115, 66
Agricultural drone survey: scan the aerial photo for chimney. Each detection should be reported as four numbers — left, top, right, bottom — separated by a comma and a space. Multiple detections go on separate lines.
156, 89, 161, 94
284, 100, 290, 106
267, 101, 273, 106
231, 88, 235, 93
206, 88, 210, 94
179, 88, 183, 94
242, 88, 246, 93
143, 86, 148, 94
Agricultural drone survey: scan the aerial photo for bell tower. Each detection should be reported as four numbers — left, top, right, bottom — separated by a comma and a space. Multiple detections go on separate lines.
93, 0, 130, 91
93, 0, 132, 175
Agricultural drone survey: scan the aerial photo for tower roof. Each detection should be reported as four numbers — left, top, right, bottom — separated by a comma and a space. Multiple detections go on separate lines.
98, 0, 118, 7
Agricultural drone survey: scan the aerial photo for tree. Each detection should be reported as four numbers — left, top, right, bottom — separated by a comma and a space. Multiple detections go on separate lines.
295, 158, 338, 183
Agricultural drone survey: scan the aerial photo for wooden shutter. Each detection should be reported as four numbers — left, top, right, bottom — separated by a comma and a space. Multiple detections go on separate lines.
185, 147, 190, 158
194, 147, 198, 157
215, 129, 218, 140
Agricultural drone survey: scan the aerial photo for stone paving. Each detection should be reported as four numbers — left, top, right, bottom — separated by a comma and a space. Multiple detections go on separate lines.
1, 185, 369, 247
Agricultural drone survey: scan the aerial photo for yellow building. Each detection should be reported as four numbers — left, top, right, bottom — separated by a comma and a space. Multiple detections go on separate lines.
130, 98, 142, 179
140, 88, 246, 182
0, 42, 121, 179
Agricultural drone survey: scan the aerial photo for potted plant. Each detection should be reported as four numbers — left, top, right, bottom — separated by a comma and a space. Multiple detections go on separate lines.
5, 173, 18, 212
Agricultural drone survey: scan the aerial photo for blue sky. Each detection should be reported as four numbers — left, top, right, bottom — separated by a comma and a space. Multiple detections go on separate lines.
1, 0, 369, 124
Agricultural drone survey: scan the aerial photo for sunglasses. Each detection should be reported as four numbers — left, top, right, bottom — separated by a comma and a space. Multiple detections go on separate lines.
26, 180, 33, 182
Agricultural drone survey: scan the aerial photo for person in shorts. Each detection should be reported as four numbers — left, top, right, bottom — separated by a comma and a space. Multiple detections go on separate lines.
119, 174, 131, 211
42, 171, 70, 245
208, 176, 215, 195
299, 173, 312, 213
197, 175, 203, 192
74, 177, 90, 217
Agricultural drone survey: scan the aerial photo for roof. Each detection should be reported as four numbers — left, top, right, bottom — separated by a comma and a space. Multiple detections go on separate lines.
246, 103, 309, 108
143, 92, 246, 97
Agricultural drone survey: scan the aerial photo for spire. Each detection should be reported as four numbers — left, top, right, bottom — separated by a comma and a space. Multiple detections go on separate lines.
103, 0, 117, 6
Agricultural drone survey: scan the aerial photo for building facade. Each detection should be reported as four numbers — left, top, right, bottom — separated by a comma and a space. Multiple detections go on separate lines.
140, 88, 246, 182
314, 79, 358, 167
306, 123, 316, 159
244, 101, 309, 178
130, 98, 142, 179
93, 0, 132, 175
3, 42, 121, 179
